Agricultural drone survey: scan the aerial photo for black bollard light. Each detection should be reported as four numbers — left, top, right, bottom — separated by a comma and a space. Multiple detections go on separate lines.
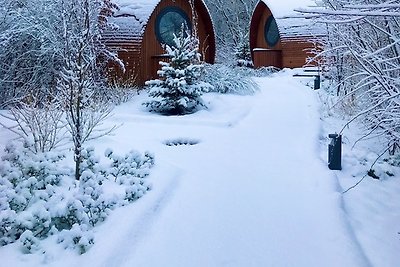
314, 75, 321, 90
328, 134, 342, 170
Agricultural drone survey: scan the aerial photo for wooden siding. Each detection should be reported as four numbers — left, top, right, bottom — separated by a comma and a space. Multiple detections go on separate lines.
281, 37, 315, 68
250, 1, 318, 69
104, 0, 215, 86
103, 17, 142, 85
250, 1, 283, 68
141, 0, 215, 85
253, 49, 282, 68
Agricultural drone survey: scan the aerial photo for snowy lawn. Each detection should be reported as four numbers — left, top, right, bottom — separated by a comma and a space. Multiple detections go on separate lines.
1, 70, 399, 266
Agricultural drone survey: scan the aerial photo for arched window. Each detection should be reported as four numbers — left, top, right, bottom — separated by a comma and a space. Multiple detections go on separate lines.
155, 7, 191, 47
264, 16, 280, 47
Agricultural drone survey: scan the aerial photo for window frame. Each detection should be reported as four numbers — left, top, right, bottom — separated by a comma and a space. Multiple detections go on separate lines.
264, 16, 280, 47
155, 6, 192, 47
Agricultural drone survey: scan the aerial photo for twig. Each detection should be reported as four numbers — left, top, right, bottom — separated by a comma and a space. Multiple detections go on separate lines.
342, 145, 391, 194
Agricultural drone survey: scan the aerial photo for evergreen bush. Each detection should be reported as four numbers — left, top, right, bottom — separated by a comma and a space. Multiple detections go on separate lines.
144, 30, 212, 115
0, 143, 155, 253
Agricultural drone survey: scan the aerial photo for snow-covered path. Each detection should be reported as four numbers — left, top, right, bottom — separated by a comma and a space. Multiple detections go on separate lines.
0, 73, 375, 267
96, 74, 370, 266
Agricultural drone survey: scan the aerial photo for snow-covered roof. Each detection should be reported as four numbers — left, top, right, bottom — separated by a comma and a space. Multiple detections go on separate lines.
112, 0, 160, 32
261, 0, 315, 17
103, 0, 164, 54
106, 0, 214, 46
260, 0, 322, 38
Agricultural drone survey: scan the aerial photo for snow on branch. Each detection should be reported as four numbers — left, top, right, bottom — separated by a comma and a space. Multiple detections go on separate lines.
295, 8, 400, 17
299, 0, 400, 155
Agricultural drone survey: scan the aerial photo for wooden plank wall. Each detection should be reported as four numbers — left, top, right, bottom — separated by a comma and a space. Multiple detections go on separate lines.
104, 0, 215, 86
140, 0, 215, 85
250, 2, 283, 68
281, 38, 316, 68
102, 22, 142, 86
253, 49, 282, 68
250, 1, 318, 69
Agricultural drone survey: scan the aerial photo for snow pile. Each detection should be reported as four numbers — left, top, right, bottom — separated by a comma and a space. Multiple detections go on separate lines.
0, 142, 154, 254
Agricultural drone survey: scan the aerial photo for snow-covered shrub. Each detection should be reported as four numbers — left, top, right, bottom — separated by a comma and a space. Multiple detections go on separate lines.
0, 209, 18, 246
0, 0, 63, 107
0, 142, 70, 245
80, 147, 101, 175
0, 142, 67, 191
104, 149, 155, 183
107, 85, 139, 105
0, 100, 67, 153
0, 142, 73, 244
236, 59, 254, 68
0, 143, 155, 253
237, 66, 279, 78
58, 224, 94, 255
19, 230, 41, 254
164, 138, 199, 146
124, 177, 152, 203
144, 30, 212, 115
302, 2, 400, 155
234, 33, 253, 68
201, 64, 259, 95
18, 206, 52, 238
0, 142, 67, 213
103, 149, 154, 203
75, 169, 116, 227
52, 199, 88, 232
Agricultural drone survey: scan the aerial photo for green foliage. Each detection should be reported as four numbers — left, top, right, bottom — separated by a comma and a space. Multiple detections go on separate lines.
144, 30, 212, 115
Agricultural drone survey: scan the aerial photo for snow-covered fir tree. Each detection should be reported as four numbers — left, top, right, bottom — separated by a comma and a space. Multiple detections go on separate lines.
144, 29, 212, 115
235, 32, 253, 67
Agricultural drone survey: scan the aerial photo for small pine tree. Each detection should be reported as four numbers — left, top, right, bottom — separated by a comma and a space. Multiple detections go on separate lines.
144, 29, 212, 115
235, 33, 253, 67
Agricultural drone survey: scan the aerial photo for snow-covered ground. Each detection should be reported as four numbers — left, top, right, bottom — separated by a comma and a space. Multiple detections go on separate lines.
1, 70, 399, 266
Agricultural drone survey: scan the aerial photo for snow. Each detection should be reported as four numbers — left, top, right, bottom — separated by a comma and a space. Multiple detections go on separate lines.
1, 70, 399, 266
112, 0, 212, 28
262, 0, 316, 17
113, 0, 160, 23
108, 0, 162, 38
259, 0, 323, 38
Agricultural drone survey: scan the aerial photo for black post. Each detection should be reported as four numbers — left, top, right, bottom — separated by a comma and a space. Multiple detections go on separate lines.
328, 134, 342, 170
314, 75, 321, 90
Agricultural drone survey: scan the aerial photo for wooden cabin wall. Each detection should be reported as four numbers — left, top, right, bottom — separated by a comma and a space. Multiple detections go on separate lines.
281, 38, 315, 68
250, 2, 283, 68
103, 29, 142, 86
250, 2, 317, 69
194, 1, 216, 64
255, 11, 282, 51
253, 49, 282, 68
139, 0, 215, 85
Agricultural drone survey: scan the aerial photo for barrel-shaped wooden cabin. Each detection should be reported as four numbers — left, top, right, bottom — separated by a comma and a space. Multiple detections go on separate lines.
250, 0, 320, 69
104, 0, 215, 85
